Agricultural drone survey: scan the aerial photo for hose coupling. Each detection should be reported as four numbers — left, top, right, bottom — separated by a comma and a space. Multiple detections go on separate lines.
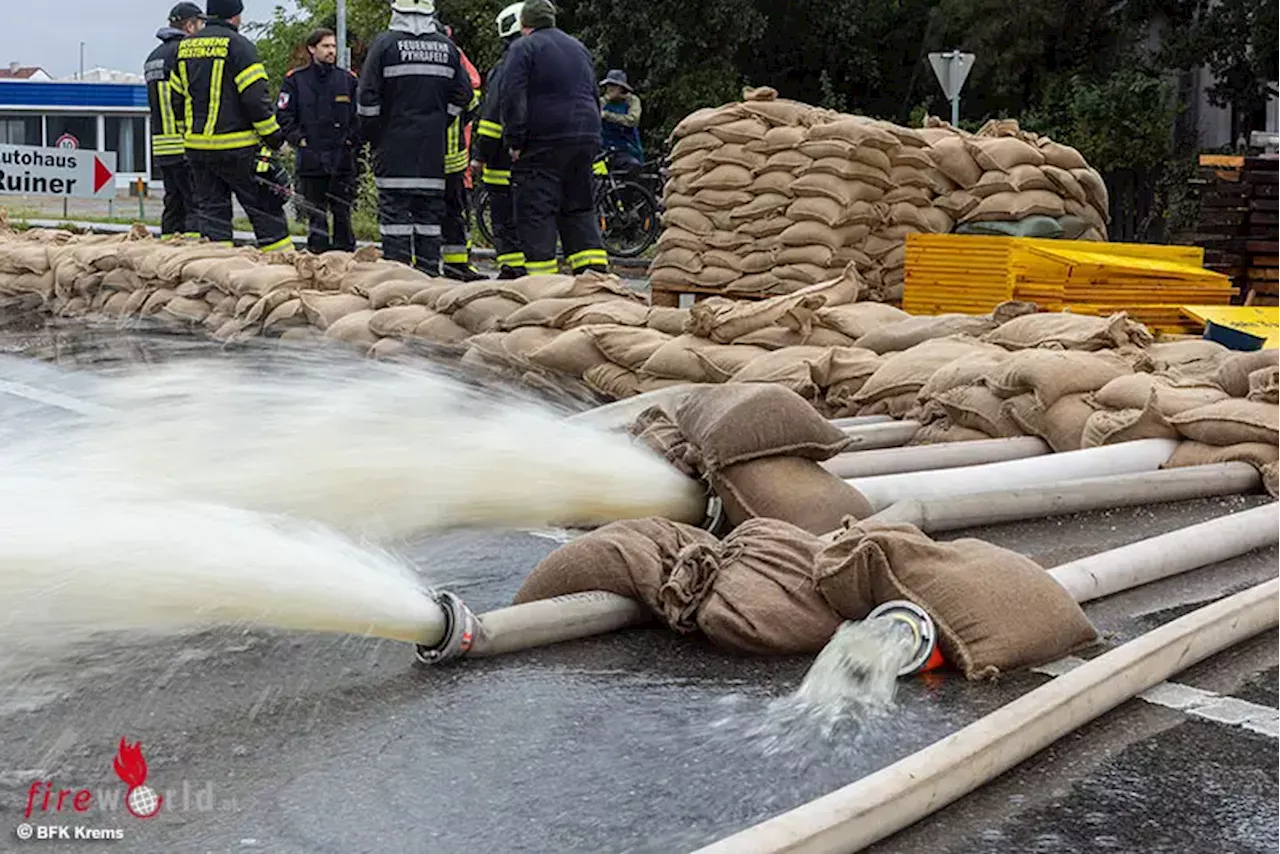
415, 590, 482, 665
868, 600, 945, 676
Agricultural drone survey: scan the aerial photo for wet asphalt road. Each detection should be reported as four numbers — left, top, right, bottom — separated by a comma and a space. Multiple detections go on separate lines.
0, 346, 1276, 854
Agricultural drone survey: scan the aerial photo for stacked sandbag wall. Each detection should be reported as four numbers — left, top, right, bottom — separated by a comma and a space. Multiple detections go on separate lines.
651, 90, 1110, 304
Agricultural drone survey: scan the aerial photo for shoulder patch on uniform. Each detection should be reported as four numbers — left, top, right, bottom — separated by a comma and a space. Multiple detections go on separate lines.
277, 91, 291, 109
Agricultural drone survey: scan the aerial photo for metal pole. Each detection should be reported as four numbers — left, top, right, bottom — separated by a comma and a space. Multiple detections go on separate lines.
336, 0, 349, 69
78, 42, 84, 80
949, 52, 960, 126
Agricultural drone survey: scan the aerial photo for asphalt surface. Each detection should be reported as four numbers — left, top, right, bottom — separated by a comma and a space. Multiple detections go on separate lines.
0, 340, 1276, 854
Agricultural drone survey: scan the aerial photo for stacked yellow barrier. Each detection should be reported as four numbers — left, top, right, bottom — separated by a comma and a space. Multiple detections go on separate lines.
904, 234, 1234, 333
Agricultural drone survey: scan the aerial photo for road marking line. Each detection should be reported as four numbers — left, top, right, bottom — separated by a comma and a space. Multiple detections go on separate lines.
1034, 656, 1278, 739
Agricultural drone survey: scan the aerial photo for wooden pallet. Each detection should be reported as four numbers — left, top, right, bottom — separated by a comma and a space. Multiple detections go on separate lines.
649, 282, 769, 307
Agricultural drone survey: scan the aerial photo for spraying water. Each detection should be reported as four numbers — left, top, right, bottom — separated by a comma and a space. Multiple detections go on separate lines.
5, 349, 705, 541
704, 618, 917, 766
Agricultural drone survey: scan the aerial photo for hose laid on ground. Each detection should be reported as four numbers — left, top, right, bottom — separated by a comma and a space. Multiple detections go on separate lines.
839, 421, 922, 450
566, 383, 712, 430
689, 576, 1280, 854
828, 415, 895, 428
468, 591, 651, 657
1051, 501, 1279, 603
823, 436, 1049, 479
847, 438, 1181, 512
866, 463, 1263, 531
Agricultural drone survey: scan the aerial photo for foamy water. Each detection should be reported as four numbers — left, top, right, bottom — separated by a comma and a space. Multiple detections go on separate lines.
6, 352, 704, 541
704, 618, 916, 766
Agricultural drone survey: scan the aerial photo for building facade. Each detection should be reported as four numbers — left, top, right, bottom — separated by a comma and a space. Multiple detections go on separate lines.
0, 79, 151, 189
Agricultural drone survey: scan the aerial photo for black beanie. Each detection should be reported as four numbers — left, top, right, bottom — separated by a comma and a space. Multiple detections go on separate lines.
521, 0, 556, 29
206, 0, 244, 19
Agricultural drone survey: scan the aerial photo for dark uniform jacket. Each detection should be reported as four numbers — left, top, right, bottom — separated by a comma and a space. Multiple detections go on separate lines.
144, 27, 187, 163
500, 27, 601, 152
276, 62, 360, 177
357, 23, 472, 190
168, 19, 283, 153
474, 46, 514, 186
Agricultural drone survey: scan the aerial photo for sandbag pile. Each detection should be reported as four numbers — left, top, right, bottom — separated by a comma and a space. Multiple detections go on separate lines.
651, 89, 1109, 304
514, 513, 1098, 678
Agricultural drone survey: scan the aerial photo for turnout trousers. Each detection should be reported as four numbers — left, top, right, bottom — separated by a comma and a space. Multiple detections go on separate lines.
158, 160, 198, 238
442, 171, 473, 267
377, 188, 445, 273
511, 143, 607, 276
483, 171, 524, 277
299, 174, 356, 254
187, 148, 292, 251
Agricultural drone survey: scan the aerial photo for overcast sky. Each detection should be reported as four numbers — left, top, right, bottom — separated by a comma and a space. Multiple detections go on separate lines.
0, 0, 297, 79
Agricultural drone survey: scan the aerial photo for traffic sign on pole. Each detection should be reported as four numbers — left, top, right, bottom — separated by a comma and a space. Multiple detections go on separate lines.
0, 143, 116, 198
928, 50, 975, 126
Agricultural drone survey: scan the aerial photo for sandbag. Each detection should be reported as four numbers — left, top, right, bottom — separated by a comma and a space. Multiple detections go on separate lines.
814, 303, 911, 341
1248, 366, 1278, 404
685, 271, 860, 343
528, 325, 611, 375
411, 311, 472, 345
324, 309, 378, 346
646, 306, 690, 336
1216, 350, 1278, 397
1091, 373, 1229, 419
583, 362, 643, 399
589, 326, 674, 371
982, 311, 1152, 351
853, 338, 1001, 405
814, 521, 1097, 679
638, 335, 762, 382
1005, 392, 1097, 452
1161, 440, 1280, 487
563, 299, 650, 328
453, 295, 523, 333
1138, 339, 1231, 381
1080, 398, 1178, 447
935, 385, 1024, 438
855, 314, 998, 354
712, 456, 874, 535
298, 291, 369, 330
674, 384, 851, 472
908, 419, 992, 445
369, 304, 433, 338
728, 346, 832, 402
986, 349, 1130, 408
1167, 399, 1279, 447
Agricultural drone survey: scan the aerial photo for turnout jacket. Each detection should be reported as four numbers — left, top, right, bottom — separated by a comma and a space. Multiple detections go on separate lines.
474, 46, 514, 186
444, 46, 482, 177
144, 27, 187, 162
168, 19, 283, 152
358, 23, 472, 189
500, 27, 601, 151
276, 62, 361, 177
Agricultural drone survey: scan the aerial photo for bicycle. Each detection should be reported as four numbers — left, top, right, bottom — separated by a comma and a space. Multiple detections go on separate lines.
470, 149, 663, 260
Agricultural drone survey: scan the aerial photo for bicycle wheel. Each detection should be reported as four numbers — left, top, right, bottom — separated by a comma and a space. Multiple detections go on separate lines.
471, 183, 495, 248
598, 181, 661, 258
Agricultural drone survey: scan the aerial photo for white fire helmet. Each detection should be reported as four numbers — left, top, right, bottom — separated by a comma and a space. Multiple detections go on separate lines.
390, 0, 436, 14
497, 2, 524, 38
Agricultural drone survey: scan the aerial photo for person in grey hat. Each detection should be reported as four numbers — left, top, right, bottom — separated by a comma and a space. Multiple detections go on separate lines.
144, 3, 204, 237
599, 69, 643, 174
500, 0, 609, 275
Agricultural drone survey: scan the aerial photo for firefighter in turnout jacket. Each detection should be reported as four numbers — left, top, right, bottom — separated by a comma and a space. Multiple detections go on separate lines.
502, 0, 608, 276
472, 3, 525, 279
168, 0, 290, 250
145, 2, 203, 238
440, 25, 484, 282
277, 28, 361, 253
358, 0, 473, 273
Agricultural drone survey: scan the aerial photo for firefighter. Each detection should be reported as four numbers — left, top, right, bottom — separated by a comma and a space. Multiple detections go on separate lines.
358, 0, 473, 274
472, 3, 525, 279
276, 28, 361, 253
144, 2, 203, 238
168, 0, 290, 251
440, 23, 484, 282
501, 0, 608, 276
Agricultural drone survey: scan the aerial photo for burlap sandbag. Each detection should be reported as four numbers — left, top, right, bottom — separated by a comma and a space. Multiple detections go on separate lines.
1005, 392, 1097, 452
637, 335, 761, 382
1137, 339, 1231, 381
369, 280, 453, 311
646, 306, 690, 336
815, 348, 885, 412
513, 517, 718, 605
1247, 366, 1278, 404
856, 390, 923, 419
563, 299, 650, 328
411, 311, 472, 345
685, 270, 860, 343
528, 325, 612, 375
934, 385, 1024, 438
298, 291, 369, 330
674, 383, 851, 471
589, 326, 674, 371
1090, 373, 1229, 418
986, 349, 1130, 408
728, 346, 833, 402
368, 304, 433, 338
853, 337, 1001, 406
712, 456, 874, 535
324, 309, 378, 346
1161, 441, 1280, 497
583, 362, 643, 399
814, 521, 1098, 679
1167, 399, 1279, 446
982, 311, 1152, 351
228, 265, 306, 298
1216, 350, 1278, 397
916, 352, 1009, 401
449, 295, 522, 333
813, 303, 911, 341
854, 314, 998, 355
1080, 395, 1178, 447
